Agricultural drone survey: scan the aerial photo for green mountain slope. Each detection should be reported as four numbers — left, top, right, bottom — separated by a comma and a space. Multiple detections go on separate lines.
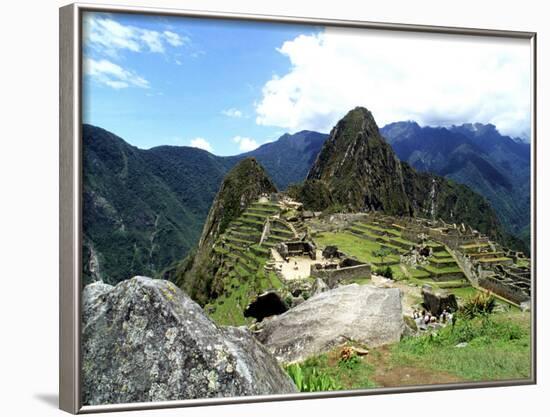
82, 125, 235, 285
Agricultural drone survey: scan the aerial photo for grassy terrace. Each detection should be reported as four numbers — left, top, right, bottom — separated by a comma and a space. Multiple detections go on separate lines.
242, 211, 270, 221
348, 227, 407, 255
407, 267, 431, 279
429, 256, 456, 264
352, 222, 401, 237
468, 251, 504, 258
314, 231, 400, 265
207, 201, 294, 326
477, 257, 513, 264
433, 251, 454, 258
422, 264, 463, 274
459, 242, 490, 252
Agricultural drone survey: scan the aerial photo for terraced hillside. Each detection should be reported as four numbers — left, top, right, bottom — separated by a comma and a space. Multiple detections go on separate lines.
313, 218, 467, 290
206, 201, 297, 325
309, 211, 531, 307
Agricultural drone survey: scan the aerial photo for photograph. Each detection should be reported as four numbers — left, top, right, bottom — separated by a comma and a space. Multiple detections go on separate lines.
76, 6, 533, 409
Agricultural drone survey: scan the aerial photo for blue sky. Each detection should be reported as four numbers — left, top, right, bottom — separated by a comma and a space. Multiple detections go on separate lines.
83, 12, 319, 155
83, 12, 531, 155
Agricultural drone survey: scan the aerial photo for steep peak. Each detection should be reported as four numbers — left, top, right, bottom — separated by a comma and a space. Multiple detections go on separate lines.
339, 106, 377, 129
198, 157, 276, 247
181, 157, 277, 304
230, 156, 264, 174
305, 107, 412, 215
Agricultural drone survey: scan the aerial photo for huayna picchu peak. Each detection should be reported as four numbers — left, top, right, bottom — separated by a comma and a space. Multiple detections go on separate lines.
307, 107, 413, 215
293, 106, 520, 250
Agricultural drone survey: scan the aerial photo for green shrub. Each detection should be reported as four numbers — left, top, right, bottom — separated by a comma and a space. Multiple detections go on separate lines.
338, 353, 361, 370
374, 266, 393, 279
461, 292, 497, 319
286, 363, 341, 392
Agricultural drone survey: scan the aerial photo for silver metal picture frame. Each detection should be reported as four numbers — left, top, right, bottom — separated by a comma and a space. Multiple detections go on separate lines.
60, 2, 537, 414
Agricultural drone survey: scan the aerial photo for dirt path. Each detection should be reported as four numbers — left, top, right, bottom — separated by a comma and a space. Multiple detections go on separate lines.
367, 345, 462, 387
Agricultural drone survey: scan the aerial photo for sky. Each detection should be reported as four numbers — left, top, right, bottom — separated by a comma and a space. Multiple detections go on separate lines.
82, 12, 532, 156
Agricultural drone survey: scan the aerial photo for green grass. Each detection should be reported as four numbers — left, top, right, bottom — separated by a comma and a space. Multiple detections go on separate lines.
391, 313, 531, 381
208, 265, 283, 326
349, 276, 372, 285
429, 257, 456, 264
459, 242, 490, 251
516, 258, 530, 268
423, 264, 463, 274
314, 232, 400, 264
449, 286, 481, 300
408, 267, 431, 279
288, 348, 377, 391
477, 257, 512, 263
390, 236, 416, 246
432, 251, 452, 259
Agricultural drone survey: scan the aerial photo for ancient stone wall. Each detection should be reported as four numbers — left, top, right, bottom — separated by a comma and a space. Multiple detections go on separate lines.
311, 263, 371, 288
479, 276, 529, 304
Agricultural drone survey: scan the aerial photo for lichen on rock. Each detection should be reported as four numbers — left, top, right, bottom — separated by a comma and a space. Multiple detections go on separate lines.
82, 276, 296, 405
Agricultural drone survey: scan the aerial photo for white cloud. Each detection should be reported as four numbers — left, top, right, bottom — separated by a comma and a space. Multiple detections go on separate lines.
222, 108, 244, 118
189, 137, 213, 152
83, 13, 188, 57
164, 31, 188, 47
84, 58, 149, 89
233, 136, 259, 152
140, 30, 164, 53
255, 28, 531, 139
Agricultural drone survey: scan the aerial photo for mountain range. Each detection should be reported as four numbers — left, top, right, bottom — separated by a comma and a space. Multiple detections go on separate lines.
380, 121, 531, 245
83, 113, 530, 284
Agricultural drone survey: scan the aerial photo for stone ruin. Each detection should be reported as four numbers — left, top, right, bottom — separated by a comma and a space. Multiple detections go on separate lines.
421, 286, 458, 316
310, 253, 371, 288
354, 212, 532, 305
276, 241, 316, 261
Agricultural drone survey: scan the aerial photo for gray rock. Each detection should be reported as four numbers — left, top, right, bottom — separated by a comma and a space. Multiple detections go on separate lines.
82, 276, 296, 405
310, 278, 329, 296
256, 284, 404, 363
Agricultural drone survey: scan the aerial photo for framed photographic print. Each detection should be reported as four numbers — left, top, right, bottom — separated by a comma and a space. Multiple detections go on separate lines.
59, 2, 536, 414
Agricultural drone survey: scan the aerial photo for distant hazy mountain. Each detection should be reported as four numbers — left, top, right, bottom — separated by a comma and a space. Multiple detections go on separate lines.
82, 125, 325, 284
244, 130, 328, 190
380, 121, 531, 247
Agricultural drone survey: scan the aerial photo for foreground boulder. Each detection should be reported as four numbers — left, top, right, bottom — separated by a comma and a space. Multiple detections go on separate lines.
255, 284, 404, 363
82, 276, 296, 405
